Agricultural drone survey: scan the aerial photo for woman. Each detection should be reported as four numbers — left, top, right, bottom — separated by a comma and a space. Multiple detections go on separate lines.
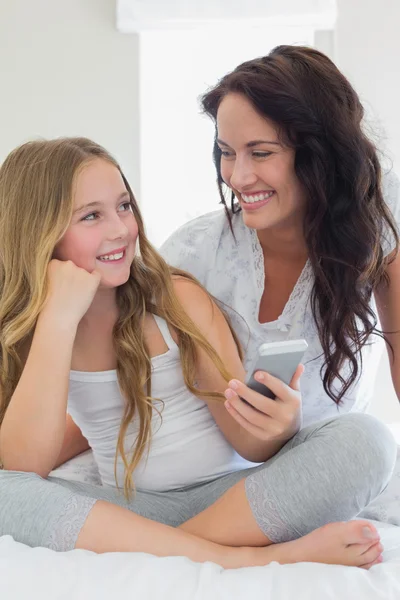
0, 137, 395, 570
161, 45, 400, 427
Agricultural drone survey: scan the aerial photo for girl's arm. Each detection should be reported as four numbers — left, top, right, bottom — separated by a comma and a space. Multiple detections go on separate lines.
375, 250, 400, 407
0, 259, 100, 477
172, 278, 301, 463
54, 414, 90, 469
0, 311, 78, 477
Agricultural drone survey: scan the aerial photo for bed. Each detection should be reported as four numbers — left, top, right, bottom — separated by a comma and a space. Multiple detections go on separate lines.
1, 425, 400, 600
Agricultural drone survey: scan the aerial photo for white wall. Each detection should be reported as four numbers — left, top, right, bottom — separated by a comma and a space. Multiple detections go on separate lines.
139, 25, 315, 247
336, 0, 400, 168
0, 0, 141, 191
335, 0, 400, 423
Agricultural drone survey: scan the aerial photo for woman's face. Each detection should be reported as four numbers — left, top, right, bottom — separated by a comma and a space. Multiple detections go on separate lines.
216, 93, 307, 232
54, 158, 138, 289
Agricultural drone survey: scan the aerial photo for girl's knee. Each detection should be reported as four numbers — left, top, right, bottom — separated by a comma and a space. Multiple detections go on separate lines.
0, 469, 96, 551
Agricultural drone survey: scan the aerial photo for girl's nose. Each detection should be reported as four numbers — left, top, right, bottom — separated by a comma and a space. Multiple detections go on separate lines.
108, 217, 129, 240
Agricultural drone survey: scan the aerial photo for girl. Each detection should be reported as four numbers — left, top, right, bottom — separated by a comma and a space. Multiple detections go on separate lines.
0, 137, 396, 569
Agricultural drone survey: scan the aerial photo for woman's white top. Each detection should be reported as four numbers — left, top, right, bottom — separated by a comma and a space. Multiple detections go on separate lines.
160, 172, 400, 428
67, 315, 252, 492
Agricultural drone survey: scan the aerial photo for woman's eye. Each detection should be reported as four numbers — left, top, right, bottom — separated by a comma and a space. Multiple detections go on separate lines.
253, 151, 272, 158
219, 149, 234, 158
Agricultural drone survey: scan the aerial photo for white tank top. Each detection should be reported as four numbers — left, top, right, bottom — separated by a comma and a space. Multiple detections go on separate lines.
67, 315, 253, 492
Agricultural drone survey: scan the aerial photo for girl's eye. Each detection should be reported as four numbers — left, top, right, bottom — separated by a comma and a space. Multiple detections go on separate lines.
120, 202, 133, 212
82, 212, 99, 222
81, 203, 132, 222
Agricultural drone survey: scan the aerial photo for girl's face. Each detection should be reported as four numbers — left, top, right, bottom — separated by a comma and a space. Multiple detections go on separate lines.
216, 93, 307, 233
54, 159, 138, 289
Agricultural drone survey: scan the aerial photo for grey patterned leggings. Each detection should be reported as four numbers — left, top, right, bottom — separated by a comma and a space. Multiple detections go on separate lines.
0, 413, 397, 551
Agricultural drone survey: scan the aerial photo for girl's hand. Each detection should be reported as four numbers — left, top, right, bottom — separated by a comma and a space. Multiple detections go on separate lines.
43, 259, 101, 326
223, 365, 304, 442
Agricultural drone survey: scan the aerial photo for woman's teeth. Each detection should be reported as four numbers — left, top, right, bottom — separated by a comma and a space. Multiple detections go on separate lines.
241, 191, 274, 203
98, 251, 124, 262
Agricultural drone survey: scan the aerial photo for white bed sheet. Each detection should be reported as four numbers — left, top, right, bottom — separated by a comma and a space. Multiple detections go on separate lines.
1, 424, 400, 600
0, 521, 399, 600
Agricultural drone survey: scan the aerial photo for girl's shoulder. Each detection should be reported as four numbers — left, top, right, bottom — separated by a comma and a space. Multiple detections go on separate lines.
170, 275, 216, 324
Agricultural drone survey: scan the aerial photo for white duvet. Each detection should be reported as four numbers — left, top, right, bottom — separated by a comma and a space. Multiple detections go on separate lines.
1, 424, 400, 600
0, 521, 399, 600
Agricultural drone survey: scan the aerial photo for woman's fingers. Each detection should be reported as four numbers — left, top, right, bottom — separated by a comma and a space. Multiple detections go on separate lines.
250, 367, 303, 405
289, 364, 304, 391
224, 389, 299, 440
225, 380, 279, 416
227, 368, 302, 413
224, 388, 273, 425
224, 396, 271, 437
223, 366, 304, 441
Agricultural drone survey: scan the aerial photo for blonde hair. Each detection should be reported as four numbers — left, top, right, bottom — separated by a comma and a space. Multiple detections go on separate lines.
0, 137, 242, 497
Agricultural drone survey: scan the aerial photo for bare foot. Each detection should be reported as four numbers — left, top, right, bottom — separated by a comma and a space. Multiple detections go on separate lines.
250, 520, 383, 570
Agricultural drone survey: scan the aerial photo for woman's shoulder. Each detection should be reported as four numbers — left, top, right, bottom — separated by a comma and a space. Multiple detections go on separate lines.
382, 169, 400, 209
381, 169, 400, 256
161, 209, 226, 250
160, 208, 244, 280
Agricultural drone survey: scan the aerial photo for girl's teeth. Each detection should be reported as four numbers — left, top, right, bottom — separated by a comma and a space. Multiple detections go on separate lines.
99, 251, 124, 261
242, 191, 274, 203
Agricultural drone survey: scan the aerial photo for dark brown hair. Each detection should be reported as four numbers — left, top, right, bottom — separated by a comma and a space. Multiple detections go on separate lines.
201, 45, 399, 405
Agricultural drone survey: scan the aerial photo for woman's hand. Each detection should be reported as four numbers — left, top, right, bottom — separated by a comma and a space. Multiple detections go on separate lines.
223, 365, 304, 443
43, 259, 101, 327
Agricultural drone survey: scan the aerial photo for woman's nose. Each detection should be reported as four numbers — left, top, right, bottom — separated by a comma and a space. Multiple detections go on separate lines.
229, 158, 258, 191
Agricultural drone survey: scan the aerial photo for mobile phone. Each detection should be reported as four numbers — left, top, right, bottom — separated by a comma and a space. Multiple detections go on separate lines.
245, 339, 308, 399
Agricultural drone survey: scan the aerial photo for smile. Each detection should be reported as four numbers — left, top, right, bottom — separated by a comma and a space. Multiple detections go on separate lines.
241, 191, 275, 204
97, 247, 127, 262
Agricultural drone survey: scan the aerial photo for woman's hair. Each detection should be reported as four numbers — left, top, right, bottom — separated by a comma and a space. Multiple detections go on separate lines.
201, 44, 399, 405
0, 137, 242, 497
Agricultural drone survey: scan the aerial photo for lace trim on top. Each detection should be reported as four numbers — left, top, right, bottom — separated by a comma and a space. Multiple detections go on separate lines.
249, 228, 314, 332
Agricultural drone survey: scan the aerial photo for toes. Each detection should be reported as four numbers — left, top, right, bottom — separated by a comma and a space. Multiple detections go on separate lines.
360, 554, 383, 570
343, 521, 380, 545
361, 541, 383, 557
357, 541, 383, 566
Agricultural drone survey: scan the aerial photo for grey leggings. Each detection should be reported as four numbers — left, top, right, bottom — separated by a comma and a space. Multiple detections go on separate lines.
0, 413, 397, 551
